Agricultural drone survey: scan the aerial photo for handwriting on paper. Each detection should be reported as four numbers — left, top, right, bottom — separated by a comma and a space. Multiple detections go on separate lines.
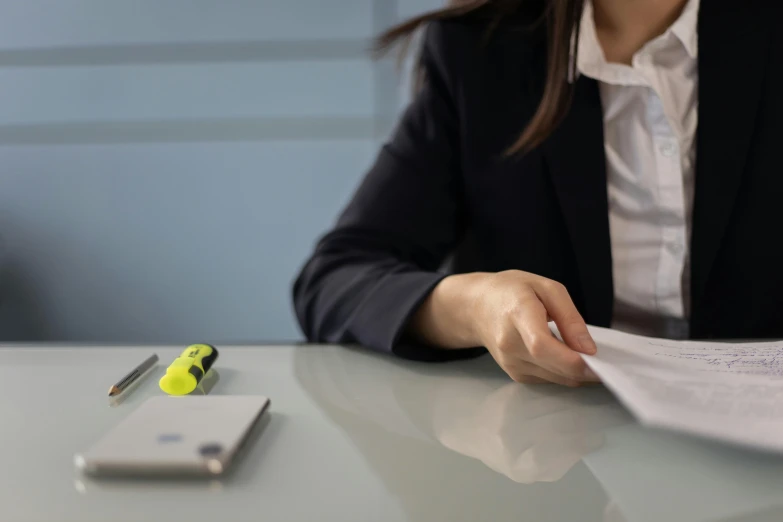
646, 341, 783, 377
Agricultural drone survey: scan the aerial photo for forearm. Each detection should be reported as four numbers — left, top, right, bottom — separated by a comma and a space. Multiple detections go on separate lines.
407, 273, 490, 349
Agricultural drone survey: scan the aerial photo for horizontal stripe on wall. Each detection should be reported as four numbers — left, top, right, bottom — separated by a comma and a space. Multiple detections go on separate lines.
0, 40, 375, 67
0, 61, 375, 125
0, 117, 397, 145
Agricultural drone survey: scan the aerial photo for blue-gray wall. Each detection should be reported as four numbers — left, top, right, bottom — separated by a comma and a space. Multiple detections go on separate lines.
0, 0, 442, 343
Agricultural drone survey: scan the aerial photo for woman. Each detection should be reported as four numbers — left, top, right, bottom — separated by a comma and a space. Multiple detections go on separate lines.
293, 0, 783, 386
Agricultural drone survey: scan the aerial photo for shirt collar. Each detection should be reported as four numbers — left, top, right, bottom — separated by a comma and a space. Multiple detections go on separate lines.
572, 0, 700, 82
670, 0, 700, 59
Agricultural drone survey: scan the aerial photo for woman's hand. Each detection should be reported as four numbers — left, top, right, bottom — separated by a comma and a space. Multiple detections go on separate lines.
472, 271, 600, 386
409, 270, 601, 387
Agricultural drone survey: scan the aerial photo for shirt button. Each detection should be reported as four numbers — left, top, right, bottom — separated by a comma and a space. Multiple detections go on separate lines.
660, 140, 679, 157
671, 242, 685, 256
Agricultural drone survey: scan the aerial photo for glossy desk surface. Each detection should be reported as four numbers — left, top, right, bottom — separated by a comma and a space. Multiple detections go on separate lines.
3, 344, 783, 522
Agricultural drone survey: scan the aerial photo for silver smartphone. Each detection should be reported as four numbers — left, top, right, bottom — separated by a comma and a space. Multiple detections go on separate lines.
75, 395, 271, 478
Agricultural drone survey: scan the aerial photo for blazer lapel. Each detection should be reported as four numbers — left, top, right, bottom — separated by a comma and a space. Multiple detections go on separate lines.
542, 76, 613, 326
690, 0, 774, 310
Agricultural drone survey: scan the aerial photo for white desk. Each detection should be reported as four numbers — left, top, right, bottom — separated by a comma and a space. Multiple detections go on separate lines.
3, 343, 783, 522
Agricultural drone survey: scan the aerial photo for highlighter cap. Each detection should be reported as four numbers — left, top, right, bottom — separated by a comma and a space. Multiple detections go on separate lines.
159, 367, 198, 396
159, 344, 218, 396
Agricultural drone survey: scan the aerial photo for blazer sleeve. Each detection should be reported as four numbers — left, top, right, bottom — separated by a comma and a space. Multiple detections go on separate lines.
292, 22, 486, 362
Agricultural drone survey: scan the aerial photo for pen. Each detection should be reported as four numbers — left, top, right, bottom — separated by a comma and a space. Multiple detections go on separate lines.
108, 354, 159, 397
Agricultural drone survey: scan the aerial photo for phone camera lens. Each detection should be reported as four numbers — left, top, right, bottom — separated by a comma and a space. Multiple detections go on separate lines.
198, 443, 224, 457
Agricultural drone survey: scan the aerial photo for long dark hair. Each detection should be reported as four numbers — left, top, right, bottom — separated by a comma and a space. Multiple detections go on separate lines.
376, 0, 585, 153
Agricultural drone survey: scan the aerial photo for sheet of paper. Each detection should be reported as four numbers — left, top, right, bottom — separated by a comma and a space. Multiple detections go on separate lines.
562, 326, 783, 453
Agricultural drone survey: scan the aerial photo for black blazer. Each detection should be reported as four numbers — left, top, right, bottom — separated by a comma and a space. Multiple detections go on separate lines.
294, 0, 783, 361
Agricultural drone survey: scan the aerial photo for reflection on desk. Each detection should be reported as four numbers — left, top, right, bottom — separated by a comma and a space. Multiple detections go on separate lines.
295, 345, 630, 483
190, 369, 221, 396
429, 381, 630, 484
294, 346, 629, 521
585, 426, 783, 522
293, 345, 783, 522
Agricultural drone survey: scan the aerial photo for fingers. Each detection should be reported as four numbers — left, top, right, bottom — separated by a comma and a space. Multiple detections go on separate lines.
531, 279, 596, 355
509, 294, 596, 382
484, 272, 602, 387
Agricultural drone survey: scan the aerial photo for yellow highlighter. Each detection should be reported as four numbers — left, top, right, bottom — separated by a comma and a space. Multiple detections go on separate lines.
159, 344, 219, 396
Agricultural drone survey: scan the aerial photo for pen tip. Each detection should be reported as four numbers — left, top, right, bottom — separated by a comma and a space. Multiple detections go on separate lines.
108, 386, 120, 397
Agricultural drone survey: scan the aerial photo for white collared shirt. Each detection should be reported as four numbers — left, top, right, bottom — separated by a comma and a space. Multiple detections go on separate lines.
576, 0, 700, 338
